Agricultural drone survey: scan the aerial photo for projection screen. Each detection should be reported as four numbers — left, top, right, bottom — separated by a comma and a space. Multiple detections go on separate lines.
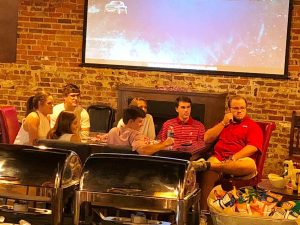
83, 0, 292, 78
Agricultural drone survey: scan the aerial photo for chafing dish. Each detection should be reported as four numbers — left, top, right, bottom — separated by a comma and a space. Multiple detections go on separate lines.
0, 144, 82, 225
74, 153, 200, 225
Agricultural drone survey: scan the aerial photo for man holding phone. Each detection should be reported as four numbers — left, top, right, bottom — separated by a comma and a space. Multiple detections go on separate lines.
195, 95, 263, 210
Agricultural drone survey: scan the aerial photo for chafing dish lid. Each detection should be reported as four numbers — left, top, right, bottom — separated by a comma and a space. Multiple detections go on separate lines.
80, 153, 190, 198
0, 148, 69, 187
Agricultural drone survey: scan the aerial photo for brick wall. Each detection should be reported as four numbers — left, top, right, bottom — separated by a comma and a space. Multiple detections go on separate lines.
0, 0, 299, 175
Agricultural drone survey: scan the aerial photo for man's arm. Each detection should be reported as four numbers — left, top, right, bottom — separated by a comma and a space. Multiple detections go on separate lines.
79, 109, 90, 138
50, 104, 61, 128
204, 113, 233, 143
136, 137, 174, 155
80, 109, 90, 130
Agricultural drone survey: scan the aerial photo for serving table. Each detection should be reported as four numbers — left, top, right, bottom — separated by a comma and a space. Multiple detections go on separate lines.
257, 179, 300, 200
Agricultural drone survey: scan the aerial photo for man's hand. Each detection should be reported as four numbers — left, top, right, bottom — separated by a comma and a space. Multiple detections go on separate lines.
204, 112, 232, 143
222, 113, 233, 126
163, 137, 174, 147
137, 137, 174, 155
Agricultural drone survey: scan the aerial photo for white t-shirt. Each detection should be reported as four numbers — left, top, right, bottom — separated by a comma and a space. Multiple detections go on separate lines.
50, 103, 90, 135
58, 133, 74, 142
14, 111, 51, 145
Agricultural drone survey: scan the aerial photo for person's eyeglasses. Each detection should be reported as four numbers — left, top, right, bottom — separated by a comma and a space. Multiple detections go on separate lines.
230, 106, 246, 111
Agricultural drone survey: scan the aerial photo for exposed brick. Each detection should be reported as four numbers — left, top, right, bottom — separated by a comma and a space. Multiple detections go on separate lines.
0, 0, 298, 177
174, 76, 185, 80
268, 116, 284, 121
30, 17, 43, 22
31, 66, 42, 70
39, 24, 51, 29
58, 19, 71, 24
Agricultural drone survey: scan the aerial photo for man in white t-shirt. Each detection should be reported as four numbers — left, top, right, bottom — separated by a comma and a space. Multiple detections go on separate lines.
50, 83, 90, 138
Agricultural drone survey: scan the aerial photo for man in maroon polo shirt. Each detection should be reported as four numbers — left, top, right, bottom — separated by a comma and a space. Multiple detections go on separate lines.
157, 96, 206, 152
193, 95, 263, 210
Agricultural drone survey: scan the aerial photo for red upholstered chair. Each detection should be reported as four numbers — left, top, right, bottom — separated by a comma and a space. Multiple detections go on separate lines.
0, 106, 20, 144
221, 121, 276, 189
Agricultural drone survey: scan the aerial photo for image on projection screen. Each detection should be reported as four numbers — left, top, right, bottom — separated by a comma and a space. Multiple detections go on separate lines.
84, 0, 291, 76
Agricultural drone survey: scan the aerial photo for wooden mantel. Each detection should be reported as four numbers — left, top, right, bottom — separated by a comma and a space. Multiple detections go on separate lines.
117, 86, 227, 130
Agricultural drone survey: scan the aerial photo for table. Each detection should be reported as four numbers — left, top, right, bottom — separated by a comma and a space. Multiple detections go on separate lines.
88, 144, 207, 161
86, 132, 209, 161
83, 132, 108, 145
257, 179, 300, 200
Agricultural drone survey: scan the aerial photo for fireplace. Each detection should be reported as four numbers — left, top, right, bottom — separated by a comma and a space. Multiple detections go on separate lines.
131, 99, 205, 135
117, 86, 227, 133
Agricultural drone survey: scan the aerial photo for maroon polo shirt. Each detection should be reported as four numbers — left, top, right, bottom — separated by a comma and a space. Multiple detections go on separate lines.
157, 117, 206, 152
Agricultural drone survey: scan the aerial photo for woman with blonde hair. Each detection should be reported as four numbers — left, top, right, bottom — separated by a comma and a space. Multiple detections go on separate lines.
47, 111, 81, 143
117, 97, 156, 139
14, 91, 54, 145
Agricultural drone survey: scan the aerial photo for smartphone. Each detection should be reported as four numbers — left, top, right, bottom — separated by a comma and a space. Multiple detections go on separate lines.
231, 117, 238, 123
181, 142, 192, 147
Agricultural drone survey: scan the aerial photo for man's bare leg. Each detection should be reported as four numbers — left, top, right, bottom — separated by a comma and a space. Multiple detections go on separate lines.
210, 159, 256, 177
193, 157, 257, 210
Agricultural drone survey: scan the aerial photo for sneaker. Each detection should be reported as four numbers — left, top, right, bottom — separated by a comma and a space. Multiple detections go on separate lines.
192, 158, 211, 171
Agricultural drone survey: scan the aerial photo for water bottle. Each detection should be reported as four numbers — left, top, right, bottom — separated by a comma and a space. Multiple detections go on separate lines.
167, 126, 174, 150
167, 125, 174, 138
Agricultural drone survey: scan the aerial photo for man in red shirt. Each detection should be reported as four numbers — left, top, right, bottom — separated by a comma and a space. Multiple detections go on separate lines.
157, 96, 206, 152
194, 95, 263, 210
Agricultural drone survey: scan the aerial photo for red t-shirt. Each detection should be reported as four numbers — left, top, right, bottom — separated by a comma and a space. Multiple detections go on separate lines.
214, 116, 263, 161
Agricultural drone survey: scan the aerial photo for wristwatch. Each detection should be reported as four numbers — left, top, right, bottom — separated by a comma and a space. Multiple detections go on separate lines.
221, 121, 228, 127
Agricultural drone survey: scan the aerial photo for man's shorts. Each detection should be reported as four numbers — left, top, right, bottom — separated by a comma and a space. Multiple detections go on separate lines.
207, 156, 257, 180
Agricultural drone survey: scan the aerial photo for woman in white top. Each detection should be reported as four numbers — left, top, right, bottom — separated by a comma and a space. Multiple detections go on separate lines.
117, 97, 156, 139
47, 111, 81, 143
14, 92, 54, 145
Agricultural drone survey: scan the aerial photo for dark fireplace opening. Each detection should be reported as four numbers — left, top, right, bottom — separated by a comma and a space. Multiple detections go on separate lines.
129, 99, 205, 135
119, 86, 227, 136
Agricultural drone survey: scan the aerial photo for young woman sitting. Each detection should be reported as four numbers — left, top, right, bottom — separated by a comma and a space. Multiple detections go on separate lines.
47, 111, 81, 143
14, 91, 54, 145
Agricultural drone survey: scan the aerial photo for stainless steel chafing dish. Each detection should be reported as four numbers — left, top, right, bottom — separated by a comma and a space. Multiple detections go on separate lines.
0, 144, 82, 225
74, 153, 200, 225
